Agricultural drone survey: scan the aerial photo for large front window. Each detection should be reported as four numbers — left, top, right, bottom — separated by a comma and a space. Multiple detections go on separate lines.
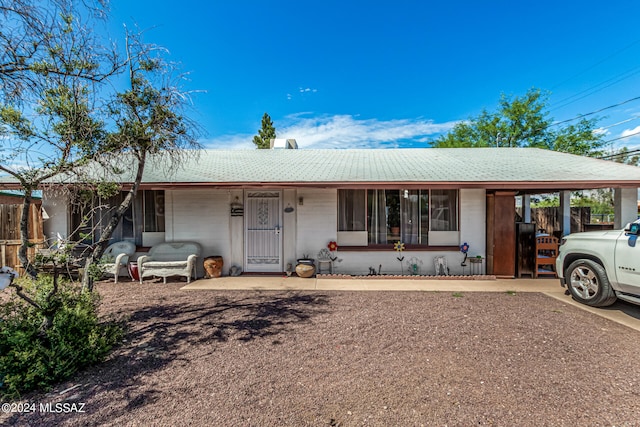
338, 189, 458, 246
69, 189, 164, 245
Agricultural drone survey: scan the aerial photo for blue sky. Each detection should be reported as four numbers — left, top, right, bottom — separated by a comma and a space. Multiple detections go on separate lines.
106, 0, 640, 151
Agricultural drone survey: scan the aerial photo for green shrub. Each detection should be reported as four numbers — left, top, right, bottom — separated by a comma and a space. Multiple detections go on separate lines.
0, 275, 124, 399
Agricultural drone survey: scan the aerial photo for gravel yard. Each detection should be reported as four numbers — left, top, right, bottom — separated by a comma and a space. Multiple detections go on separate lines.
2, 279, 640, 426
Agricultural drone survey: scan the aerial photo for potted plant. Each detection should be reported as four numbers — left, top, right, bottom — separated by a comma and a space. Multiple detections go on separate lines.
388, 203, 400, 236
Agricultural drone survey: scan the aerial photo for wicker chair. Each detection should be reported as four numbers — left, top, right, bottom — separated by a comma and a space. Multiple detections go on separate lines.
102, 241, 136, 283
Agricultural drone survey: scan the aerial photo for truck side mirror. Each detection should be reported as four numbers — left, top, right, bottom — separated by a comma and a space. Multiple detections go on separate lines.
625, 223, 640, 236
624, 223, 639, 247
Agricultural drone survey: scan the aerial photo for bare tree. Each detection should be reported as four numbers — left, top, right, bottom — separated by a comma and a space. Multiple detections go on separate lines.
0, 0, 121, 279
1, 1, 201, 298
80, 29, 201, 291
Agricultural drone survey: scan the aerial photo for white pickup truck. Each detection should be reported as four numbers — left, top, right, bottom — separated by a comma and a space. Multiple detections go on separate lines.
556, 219, 640, 307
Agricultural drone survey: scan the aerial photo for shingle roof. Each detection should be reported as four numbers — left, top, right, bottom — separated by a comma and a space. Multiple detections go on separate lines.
138, 148, 640, 190
2, 147, 640, 190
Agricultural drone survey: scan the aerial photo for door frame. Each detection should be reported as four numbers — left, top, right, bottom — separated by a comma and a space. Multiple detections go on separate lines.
243, 190, 283, 272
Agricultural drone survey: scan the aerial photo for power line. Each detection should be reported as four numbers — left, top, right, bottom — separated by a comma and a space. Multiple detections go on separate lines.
549, 95, 640, 127
600, 130, 640, 145
598, 116, 640, 131
551, 37, 640, 90
545, 37, 640, 129
550, 66, 640, 112
599, 148, 640, 160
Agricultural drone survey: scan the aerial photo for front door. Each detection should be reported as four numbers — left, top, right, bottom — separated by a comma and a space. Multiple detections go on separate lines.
486, 191, 516, 277
244, 191, 283, 272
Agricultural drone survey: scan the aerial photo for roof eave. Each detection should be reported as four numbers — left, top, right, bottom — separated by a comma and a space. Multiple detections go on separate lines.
133, 180, 640, 191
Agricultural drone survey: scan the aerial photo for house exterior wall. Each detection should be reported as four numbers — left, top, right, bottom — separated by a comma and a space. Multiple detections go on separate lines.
229, 189, 244, 273
282, 189, 297, 272
42, 192, 70, 244
295, 188, 337, 263
155, 187, 488, 277
165, 189, 233, 278
163, 188, 297, 277
459, 188, 486, 261
41, 186, 488, 278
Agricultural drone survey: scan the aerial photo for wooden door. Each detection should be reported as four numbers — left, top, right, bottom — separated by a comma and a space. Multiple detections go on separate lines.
486, 191, 516, 277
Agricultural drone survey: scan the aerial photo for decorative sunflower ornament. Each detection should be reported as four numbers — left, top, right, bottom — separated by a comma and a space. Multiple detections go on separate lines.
394, 241, 405, 264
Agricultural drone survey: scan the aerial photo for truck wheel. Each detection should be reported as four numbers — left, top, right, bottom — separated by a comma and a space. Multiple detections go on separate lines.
565, 259, 617, 307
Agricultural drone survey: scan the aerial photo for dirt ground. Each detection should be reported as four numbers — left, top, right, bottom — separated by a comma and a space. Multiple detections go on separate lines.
2, 279, 640, 426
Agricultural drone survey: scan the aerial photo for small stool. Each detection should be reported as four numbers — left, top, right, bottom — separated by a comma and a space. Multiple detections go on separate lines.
469, 257, 484, 275
316, 259, 333, 274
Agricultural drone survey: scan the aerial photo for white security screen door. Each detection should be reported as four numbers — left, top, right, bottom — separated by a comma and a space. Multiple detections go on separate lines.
244, 191, 282, 272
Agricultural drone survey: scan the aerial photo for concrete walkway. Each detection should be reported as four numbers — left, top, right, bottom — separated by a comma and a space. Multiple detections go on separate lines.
183, 276, 559, 292
181, 276, 640, 332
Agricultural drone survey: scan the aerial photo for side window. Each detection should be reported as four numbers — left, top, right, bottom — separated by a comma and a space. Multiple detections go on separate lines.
430, 189, 458, 231
69, 190, 96, 243
143, 190, 165, 232
338, 189, 366, 231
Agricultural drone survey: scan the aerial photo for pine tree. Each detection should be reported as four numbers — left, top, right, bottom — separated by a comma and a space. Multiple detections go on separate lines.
253, 112, 276, 149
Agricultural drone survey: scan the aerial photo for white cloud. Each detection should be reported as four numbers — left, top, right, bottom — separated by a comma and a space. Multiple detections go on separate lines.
593, 127, 609, 136
290, 87, 318, 98
609, 125, 640, 150
621, 125, 640, 138
200, 114, 458, 149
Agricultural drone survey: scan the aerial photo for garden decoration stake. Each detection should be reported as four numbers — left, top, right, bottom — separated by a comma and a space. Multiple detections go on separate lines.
327, 241, 339, 262
394, 241, 405, 274
405, 257, 423, 275
460, 242, 470, 268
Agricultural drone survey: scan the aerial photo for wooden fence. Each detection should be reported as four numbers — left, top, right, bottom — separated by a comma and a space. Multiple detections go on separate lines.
0, 204, 46, 271
531, 207, 592, 237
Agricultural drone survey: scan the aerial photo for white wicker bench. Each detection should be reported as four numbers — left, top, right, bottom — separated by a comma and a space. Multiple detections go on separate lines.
137, 242, 202, 284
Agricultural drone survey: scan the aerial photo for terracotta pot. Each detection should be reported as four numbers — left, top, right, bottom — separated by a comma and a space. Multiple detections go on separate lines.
204, 256, 223, 278
128, 262, 140, 281
295, 262, 315, 278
